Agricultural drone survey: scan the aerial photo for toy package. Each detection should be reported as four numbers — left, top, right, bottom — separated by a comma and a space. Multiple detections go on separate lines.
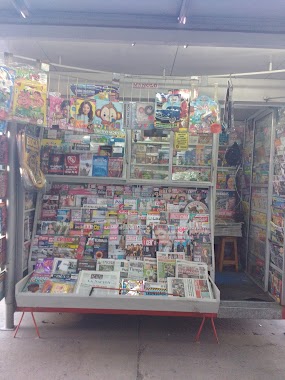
190, 96, 220, 133
12, 67, 47, 126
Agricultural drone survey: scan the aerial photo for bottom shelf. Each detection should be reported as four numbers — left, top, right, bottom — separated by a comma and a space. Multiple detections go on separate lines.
15, 275, 220, 314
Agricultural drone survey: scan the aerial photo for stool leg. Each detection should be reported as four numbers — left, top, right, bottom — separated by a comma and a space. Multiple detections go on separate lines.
219, 239, 225, 272
234, 239, 238, 272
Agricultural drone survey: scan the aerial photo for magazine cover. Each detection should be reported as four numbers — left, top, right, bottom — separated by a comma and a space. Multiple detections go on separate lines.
155, 92, 181, 129
144, 282, 167, 296
108, 235, 126, 259
0, 135, 8, 164
48, 153, 64, 175
93, 100, 123, 131
92, 155, 108, 177
134, 102, 155, 130
77, 258, 96, 272
69, 97, 95, 131
193, 243, 212, 264
34, 258, 54, 274
173, 239, 188, 253
41, 221, 70, 236
79, 153, 93, 176
108, 158, 123, 178
22, 273, 50, 293
121, 279, 144, 296
51, 258, 78, 277
75, 270, 120, 296
64, 154, 80, 175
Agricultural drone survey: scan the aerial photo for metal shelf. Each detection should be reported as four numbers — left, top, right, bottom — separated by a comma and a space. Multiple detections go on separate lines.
251, 207, 267, 213
251, 184, 268, 188
131, 163, 169, 167
135, 141, 170, 145
250, 223, 267, 230
46, 175, 127, 185
24, 208, 36, 213
269, 262, 283, 274
173, 165, 211, 168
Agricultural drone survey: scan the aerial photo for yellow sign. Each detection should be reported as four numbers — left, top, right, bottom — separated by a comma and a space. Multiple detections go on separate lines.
174, 129, 189, 150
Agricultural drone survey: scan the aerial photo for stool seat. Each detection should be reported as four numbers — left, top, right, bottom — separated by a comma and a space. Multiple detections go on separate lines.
218, 236, 238, 272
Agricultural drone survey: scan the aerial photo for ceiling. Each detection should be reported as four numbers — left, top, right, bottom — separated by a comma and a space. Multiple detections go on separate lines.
1, 0, 285, 110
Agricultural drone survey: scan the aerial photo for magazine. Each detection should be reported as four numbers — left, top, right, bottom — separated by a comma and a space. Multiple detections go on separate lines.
22, 273, 50, 293
75, 270, 120, 296
51, 258, 78, 278
144, 282, 167, 296
79, 153, 93, 176
92, 155, 108, 177
167, 278, 213, 299
121, 279, 144, 296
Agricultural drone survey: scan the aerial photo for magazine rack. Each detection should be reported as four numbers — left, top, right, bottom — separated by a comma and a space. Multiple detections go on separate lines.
15, 275, 220, 342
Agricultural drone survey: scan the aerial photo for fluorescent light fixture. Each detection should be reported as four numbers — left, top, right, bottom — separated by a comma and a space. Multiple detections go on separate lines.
131, 42, 136, 47
178, 0, 190, 25
11, 0, 29, 19
183, 44, 188, 49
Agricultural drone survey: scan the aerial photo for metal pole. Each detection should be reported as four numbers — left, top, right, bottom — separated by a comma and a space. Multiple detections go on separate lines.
3, 123, 17, 330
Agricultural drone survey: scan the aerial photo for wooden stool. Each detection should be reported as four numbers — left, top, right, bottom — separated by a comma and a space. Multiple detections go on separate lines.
218, 237, 238, 272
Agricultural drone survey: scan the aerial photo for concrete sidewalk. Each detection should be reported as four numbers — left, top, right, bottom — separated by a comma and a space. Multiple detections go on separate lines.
0, 301, 285, 380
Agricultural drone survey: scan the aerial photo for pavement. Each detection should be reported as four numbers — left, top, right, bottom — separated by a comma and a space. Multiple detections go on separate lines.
1, 300, 285, 380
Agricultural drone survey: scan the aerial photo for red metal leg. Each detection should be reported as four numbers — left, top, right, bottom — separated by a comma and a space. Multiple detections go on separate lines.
211, 317, 219, 344
31, 312, 40, 338
13, 312, 25, 338
195, 316, 206, 342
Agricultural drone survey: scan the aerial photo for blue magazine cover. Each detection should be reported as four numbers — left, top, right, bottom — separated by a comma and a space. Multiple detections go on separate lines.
92, 155, 108, 177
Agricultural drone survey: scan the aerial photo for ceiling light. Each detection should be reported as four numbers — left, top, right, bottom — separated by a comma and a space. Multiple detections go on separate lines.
11, 0, 29, 19
183, 44, 188, 49
178, 0, 190, 25
131, 42, 136, 47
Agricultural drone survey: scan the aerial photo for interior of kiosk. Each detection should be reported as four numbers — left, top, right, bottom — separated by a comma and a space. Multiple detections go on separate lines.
1, 54, 285, 329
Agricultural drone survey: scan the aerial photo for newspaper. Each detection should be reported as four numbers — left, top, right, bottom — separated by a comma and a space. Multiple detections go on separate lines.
96, 258, 129, 278
75, 270, 120, 296
167, 278, 213, 299
175, 260, 208, 279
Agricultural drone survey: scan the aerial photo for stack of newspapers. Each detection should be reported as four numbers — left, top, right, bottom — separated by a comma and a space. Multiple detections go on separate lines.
215, 222, 243, 237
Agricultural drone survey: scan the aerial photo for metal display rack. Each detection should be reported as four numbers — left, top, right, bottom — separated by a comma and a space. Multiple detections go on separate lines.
245, 109, 277, 295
